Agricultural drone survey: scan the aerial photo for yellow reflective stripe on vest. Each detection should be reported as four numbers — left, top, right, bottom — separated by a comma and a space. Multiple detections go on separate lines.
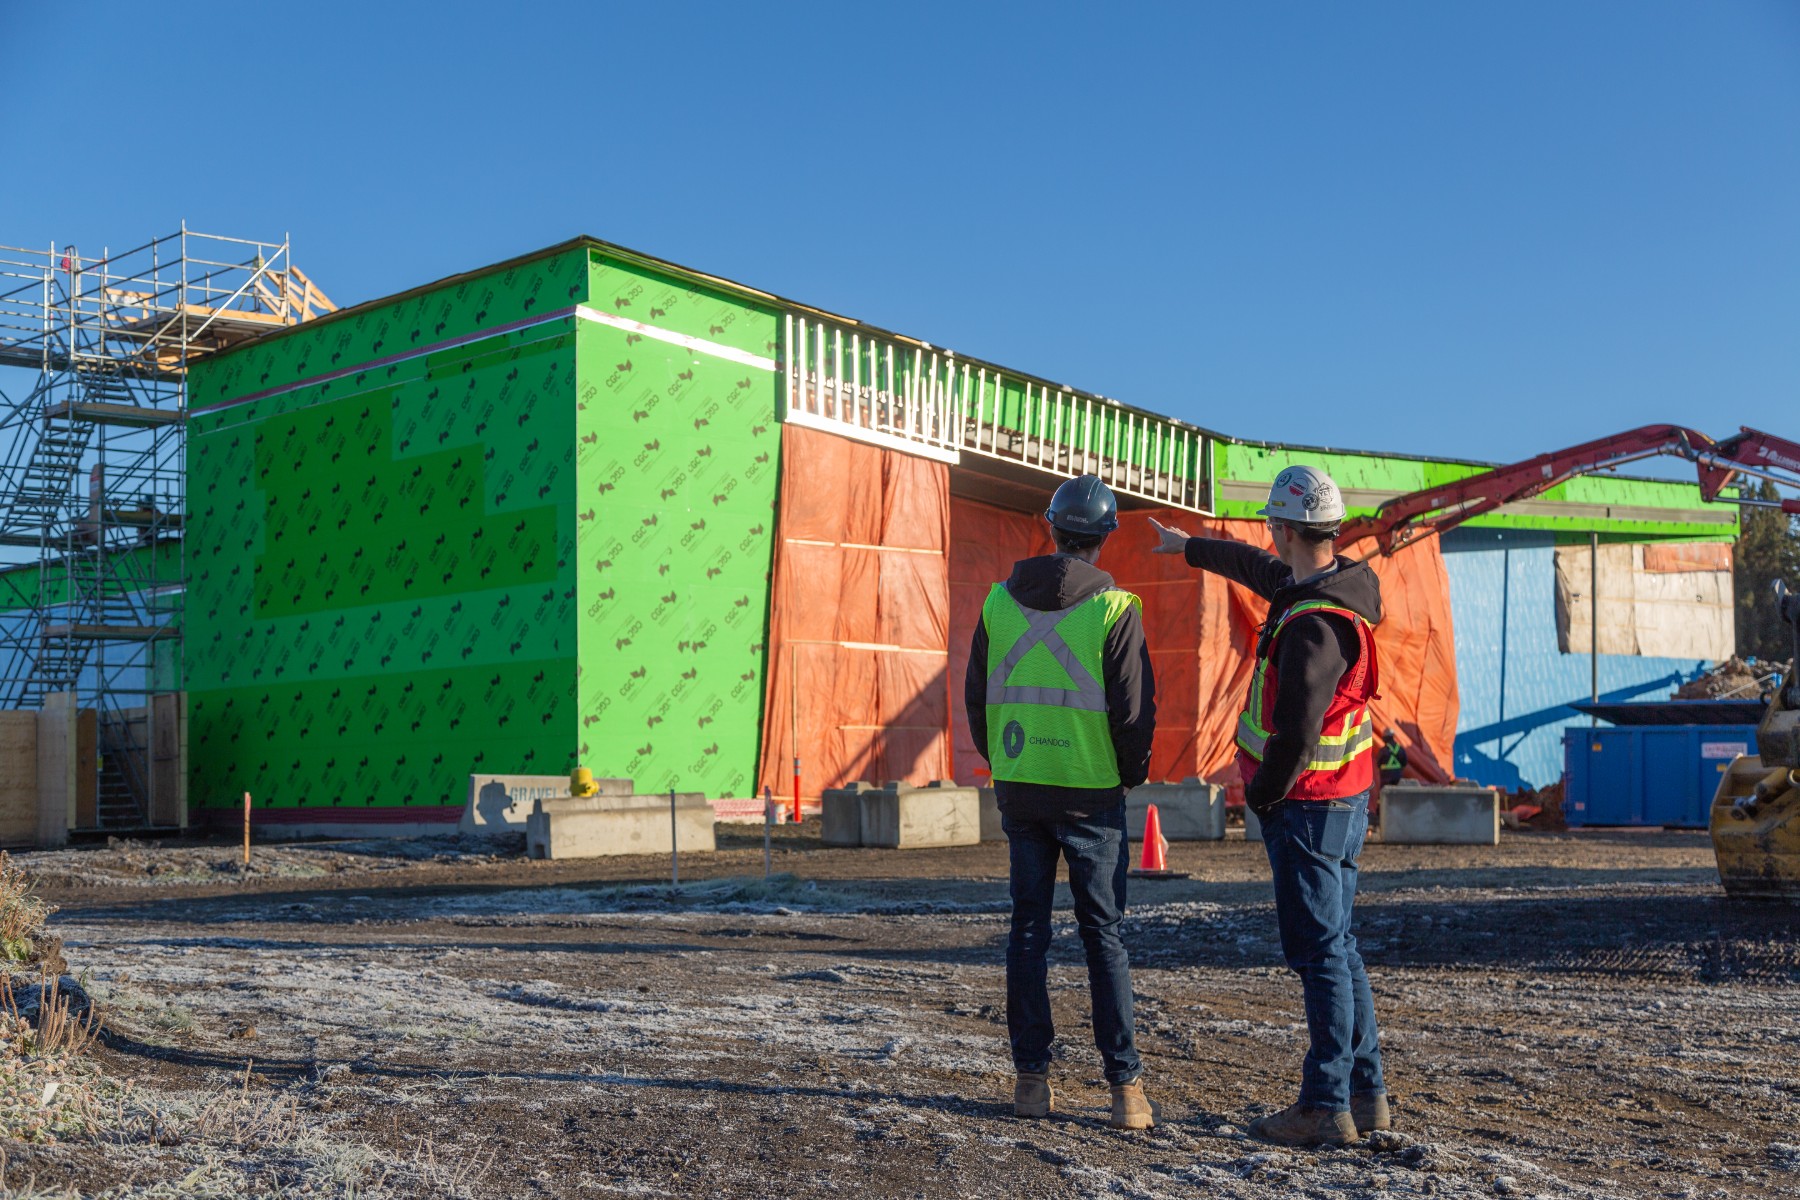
1236, 706, 1375, 767
1235, 600, 1374, 768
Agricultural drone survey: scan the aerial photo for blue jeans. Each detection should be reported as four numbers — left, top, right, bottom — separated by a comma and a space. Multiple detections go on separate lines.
1260, 793, 1385, 1110
1002, 805, 1141, 1085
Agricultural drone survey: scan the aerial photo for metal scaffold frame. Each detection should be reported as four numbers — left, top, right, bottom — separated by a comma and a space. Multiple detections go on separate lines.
0, 225, 333, 828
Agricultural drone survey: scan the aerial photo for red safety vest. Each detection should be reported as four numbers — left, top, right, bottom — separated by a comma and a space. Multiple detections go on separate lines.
1235, 600, 1381, 801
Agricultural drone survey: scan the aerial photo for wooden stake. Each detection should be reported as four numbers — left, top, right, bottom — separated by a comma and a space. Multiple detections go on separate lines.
242, 791, 251, 866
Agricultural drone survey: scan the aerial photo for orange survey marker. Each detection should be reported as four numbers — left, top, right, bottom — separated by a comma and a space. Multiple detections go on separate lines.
1129, 804, 1187, 879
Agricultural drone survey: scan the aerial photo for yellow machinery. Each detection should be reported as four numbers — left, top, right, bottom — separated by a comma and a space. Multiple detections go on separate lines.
1710, 581, 1800, 898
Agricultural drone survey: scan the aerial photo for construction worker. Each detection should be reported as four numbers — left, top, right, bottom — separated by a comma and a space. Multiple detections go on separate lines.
1378, 728, 1409, 788
1150, 464, 1388, 1148
965, 474, 1158, 1130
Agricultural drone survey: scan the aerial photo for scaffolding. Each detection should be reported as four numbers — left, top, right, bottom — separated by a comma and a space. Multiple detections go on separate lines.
0, 226, 333, 828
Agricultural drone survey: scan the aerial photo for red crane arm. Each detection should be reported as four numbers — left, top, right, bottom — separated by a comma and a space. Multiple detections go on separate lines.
1709, 427, 1800, 511
1339, 423, 1726, 557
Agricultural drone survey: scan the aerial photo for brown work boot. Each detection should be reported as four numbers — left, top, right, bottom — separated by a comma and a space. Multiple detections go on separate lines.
1108, 1078, 1158, 1130
1248, 1102, 1358, 1147
1013, 1071, 1053, 1118
1352, 1091, 1391, 1132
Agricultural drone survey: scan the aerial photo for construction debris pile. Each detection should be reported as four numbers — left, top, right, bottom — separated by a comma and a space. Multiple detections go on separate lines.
1504, 780, 1566, 830
1674, 657, 1790, 700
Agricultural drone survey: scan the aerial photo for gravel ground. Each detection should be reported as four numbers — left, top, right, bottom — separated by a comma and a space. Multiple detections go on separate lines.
6, 825, 1799, 1198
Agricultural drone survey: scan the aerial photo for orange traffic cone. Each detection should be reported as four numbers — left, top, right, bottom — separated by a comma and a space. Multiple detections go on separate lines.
1129, 803, 1187, 879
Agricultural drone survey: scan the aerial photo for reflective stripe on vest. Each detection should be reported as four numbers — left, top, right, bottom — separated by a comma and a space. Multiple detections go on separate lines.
985, 601, 1108, 712
1235, 600, 1378, 771
982, 583, 1139, 789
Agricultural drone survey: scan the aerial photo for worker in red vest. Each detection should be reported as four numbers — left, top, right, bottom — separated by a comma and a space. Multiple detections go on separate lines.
1151, 464, 1389, 1147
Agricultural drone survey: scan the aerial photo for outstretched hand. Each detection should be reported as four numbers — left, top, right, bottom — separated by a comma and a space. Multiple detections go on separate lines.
1148, 516, 1190, 556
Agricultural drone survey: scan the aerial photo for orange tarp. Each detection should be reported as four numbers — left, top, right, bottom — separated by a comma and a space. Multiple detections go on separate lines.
757, 425, 952, 799
946, 503, 1459, 797
1643, 542, 1733, 573
758, 432, 1459, 800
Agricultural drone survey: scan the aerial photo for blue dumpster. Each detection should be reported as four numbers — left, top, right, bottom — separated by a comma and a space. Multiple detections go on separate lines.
1563, 724, 1759, 828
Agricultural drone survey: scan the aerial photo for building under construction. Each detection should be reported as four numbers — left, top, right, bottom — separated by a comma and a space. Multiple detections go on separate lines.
0, 231, 1746, 838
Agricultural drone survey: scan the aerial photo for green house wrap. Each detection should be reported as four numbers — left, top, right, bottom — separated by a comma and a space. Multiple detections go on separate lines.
185, 243, 780, 826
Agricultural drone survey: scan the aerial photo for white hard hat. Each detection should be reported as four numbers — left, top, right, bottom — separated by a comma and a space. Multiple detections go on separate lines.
1258, 464, 1346, 525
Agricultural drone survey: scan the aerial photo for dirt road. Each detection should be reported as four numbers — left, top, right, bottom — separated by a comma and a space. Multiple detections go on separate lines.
9, 827, 1800, 1198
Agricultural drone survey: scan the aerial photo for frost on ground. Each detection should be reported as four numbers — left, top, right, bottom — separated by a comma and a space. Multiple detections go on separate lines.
8, 829, 1799, 1198
11, 835, 521, 891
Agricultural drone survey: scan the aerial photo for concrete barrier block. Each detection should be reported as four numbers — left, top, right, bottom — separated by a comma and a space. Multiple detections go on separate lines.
863, 783, 981, 849
464, 773, 631, 835
822, 782, 879, 846
1379, 787, 1501, 845
526, 792, 715, 860
1128, 780, 1225, 841
978, 788, 1003, 842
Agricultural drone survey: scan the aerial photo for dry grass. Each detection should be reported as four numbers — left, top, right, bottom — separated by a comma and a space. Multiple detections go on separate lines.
0, 973, 103, 1060
0, 990, 104, 1144
0, 853, 62, 974
406, 1134, 496, 1196
0, 858, 105, 1148
184, 1067, 301, 1149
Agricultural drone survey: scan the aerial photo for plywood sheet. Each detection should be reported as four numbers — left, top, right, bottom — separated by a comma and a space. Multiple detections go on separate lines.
0, 713, 36, 846
36, 693, 73, 847
1556, 544, 1733, 660
75, 708, 97, 828
150, 693, 184, 826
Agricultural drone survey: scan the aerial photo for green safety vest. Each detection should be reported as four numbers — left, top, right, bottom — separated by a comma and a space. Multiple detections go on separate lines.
981, 583, 1140, 789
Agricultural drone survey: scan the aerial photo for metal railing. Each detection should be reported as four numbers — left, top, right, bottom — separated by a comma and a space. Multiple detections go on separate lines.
0, 228, 333, 376
782, 312, 1212, 512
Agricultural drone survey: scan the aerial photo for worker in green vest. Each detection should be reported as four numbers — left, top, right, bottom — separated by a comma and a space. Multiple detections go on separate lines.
964, 473, 1158, 1130
1378, 729, 1408, 788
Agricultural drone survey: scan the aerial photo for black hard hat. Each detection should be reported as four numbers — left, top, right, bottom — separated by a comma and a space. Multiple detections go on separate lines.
1046, 474, 1119, 536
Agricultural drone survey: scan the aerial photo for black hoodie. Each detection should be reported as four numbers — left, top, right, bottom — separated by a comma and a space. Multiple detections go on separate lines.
1182, 538, 1384, 813
964, 554, 1157, 820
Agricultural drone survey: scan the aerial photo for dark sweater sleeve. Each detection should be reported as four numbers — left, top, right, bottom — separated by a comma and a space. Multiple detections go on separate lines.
1102, 604, 1157, 788
1183, 537, 1291, 600
964, 619, 990, 764
1243, 612, 1359, 811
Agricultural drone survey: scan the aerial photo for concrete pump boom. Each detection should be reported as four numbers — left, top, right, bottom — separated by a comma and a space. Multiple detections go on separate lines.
1340, 424, 1800, 557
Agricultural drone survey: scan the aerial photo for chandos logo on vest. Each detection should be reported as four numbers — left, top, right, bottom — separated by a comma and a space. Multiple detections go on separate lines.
1003, 720, 1026, 759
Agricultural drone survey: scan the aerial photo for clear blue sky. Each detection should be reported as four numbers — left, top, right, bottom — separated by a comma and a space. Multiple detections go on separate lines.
6, 1, 1797, 475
